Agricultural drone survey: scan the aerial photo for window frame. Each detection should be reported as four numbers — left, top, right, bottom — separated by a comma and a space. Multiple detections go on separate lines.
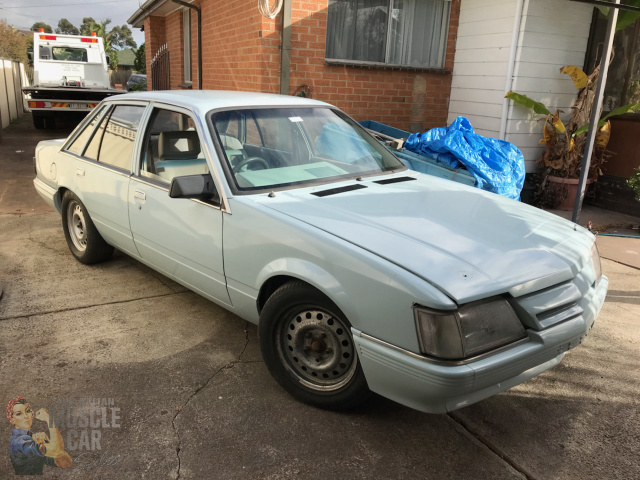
324, 0, 452, 72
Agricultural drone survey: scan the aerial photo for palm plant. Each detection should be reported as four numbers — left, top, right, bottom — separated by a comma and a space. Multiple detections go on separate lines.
506, 64, 640, 179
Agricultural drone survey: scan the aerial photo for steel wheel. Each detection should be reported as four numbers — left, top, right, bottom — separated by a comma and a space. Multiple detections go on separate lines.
61, 191, 113, 264
259, 281, 371, 410
277, 308, 358, 392
67, 200, 88, 252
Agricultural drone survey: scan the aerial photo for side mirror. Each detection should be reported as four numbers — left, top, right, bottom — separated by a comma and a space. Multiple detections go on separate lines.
169, 173, 218, 202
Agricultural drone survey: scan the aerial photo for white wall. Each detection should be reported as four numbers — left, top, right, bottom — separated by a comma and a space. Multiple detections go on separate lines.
448, 0, 594, 172
448, 0, 518, 137
506, 0, 593, 171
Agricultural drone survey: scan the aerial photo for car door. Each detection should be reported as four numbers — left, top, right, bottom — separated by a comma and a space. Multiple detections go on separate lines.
62, 102, 148, 258
128, 104, 231, 306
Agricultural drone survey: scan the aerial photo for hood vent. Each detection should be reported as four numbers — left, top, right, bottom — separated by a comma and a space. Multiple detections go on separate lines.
374, 176, 417, 185
312, 184, 367, 197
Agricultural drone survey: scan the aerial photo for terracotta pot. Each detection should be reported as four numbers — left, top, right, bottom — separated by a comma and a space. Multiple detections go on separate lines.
547, 175, 593, 211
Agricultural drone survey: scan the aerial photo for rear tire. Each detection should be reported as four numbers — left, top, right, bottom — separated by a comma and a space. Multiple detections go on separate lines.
259, 281, 371, 410
61, 191, 113, 264
32, 113, 55, 130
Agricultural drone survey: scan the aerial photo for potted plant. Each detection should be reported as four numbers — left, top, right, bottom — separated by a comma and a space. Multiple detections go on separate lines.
628, 165, 640, 201
506, 64, 640, 210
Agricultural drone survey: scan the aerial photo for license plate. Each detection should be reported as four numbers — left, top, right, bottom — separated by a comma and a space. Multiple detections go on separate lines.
69, 103, 87, 109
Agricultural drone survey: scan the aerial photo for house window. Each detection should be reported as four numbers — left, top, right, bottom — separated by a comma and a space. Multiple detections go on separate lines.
585, 10, 640, 113
183, 9, 192, 83
325, 0, 451, 69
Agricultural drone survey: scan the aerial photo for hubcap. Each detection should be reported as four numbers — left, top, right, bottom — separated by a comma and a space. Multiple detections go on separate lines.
278, 309, 357, 391
67, 201, 87, 252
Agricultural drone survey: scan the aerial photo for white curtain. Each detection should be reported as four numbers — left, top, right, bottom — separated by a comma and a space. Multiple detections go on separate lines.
326, 0, 389, 63
326, 0, 450, 69
387, 0, 449, 68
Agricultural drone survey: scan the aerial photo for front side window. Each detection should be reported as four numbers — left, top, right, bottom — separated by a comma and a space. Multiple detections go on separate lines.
211, 107, 405, 192
139, 108, 209, 185
325, 0, 451, 69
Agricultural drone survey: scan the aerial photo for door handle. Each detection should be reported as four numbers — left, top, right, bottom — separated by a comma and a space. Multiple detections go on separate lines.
76, 168, 85, 176
134, 190, 146, 201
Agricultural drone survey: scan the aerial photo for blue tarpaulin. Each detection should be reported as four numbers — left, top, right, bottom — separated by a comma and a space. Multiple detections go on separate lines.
404, 117, 525, 200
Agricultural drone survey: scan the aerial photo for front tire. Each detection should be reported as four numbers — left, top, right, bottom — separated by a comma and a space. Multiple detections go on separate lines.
61, 191, 113, 264
259, 281, 371, 410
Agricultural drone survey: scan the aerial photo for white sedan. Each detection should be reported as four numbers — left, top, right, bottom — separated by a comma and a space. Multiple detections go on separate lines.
33, 91, 608, 413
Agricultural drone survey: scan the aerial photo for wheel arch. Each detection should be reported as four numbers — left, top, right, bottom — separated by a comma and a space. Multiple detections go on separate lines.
255, 259, 353, 324
54, 186, 68, 213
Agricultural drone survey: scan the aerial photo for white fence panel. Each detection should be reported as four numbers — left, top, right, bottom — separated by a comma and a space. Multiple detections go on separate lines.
0, 58, 27, 129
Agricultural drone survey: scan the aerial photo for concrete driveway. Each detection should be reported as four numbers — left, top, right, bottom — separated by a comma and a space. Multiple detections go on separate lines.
0, 114, 638, 479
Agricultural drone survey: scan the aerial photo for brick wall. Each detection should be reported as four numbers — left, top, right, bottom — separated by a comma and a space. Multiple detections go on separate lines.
199, 0, 275, 92
144, 0, 461, 132
284, 0, 460, 132
165, 10, 184, 90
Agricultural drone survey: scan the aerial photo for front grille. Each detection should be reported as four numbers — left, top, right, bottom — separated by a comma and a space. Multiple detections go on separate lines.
510, 266, 596, 331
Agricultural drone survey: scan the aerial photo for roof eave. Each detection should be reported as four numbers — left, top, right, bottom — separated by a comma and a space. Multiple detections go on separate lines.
127, 0, 168, 28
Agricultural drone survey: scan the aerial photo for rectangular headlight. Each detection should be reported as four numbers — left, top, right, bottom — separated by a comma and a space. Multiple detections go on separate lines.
414, 298, 526, 360
591, 242, 602, 284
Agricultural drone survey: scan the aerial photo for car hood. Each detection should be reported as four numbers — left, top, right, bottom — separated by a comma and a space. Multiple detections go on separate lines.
254, 174, 594, 304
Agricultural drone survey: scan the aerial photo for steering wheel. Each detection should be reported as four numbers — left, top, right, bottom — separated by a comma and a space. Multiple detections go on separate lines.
233, 156, 269, 174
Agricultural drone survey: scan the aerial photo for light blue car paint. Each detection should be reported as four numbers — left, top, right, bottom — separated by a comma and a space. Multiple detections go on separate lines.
255, 173, 595, 304
354, 274, 608, 413
223, 197, 456, 352
33, 91, 609, 414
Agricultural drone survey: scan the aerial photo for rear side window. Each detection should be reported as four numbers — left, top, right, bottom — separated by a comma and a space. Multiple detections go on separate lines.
66, 105, 107, 155
83, 112, 109, 160
96, 105, 146, 171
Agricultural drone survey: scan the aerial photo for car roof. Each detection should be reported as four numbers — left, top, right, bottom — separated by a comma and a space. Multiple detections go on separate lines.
107, 90, 330, 116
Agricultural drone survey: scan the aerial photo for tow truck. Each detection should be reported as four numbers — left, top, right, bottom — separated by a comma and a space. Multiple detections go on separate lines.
23, 29, 125, 129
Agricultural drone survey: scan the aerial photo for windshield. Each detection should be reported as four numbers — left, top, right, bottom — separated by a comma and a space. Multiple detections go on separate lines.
209, 107, 405, 192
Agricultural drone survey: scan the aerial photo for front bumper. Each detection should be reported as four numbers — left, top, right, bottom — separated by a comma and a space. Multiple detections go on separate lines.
353, 275, 608, 414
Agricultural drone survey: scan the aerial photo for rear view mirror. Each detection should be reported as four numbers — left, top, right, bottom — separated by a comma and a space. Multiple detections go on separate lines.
169, 173, 218, 202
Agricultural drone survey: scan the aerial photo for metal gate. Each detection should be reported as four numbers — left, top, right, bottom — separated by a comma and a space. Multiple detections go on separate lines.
150, 44, 170, 91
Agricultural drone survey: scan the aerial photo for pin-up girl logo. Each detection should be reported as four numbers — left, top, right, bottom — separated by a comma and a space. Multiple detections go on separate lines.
7, 396, 72, 475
